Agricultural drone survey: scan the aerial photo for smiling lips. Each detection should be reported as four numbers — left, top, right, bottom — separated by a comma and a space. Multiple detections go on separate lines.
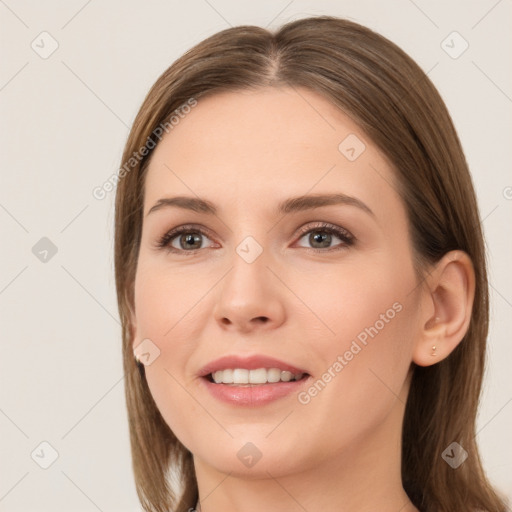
199, 354, 309, 382
199, 354, 311, 406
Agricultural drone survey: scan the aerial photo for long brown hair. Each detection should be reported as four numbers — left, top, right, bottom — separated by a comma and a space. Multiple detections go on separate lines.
114, 15, 508, 512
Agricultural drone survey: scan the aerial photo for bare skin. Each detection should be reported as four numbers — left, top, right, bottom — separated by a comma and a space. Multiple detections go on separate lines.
131, 86, 474, 512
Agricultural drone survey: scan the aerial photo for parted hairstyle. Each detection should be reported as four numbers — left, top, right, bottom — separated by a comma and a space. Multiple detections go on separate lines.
114, 15, 508, 512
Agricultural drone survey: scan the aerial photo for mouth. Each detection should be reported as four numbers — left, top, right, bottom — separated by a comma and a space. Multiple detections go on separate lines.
198, 354, 312, 406
204, 368, 309, 385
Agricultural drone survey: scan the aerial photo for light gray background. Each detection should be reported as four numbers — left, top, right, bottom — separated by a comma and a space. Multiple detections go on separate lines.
1, 1, 511, 510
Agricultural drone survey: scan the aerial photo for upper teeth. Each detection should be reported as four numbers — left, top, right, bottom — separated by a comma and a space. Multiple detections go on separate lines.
211, 368, 304, 385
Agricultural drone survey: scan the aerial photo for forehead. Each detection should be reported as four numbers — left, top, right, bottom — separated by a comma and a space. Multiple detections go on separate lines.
143, 86, 401, 220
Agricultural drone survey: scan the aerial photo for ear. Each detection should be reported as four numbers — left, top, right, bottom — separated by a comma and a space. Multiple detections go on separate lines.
413, 250, 475, 367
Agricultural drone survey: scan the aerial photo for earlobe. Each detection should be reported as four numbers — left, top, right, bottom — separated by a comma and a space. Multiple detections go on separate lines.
412, 250, 475, 367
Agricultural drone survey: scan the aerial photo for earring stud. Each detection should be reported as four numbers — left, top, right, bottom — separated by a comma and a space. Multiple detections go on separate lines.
431, 317, 440, 356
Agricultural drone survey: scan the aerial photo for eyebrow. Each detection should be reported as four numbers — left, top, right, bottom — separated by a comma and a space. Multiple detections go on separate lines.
146, 193, 375, 218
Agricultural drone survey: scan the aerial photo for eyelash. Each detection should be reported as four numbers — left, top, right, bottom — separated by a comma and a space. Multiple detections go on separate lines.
155, 222, 355, 255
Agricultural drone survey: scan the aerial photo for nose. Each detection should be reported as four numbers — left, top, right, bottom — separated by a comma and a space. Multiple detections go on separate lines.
213, 247, 286, 334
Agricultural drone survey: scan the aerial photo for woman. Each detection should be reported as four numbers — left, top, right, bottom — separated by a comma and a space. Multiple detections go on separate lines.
114, 15, 508, 512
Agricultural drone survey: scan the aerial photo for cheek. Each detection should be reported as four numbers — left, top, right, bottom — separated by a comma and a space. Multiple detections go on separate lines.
291, 251, 413, 350
133, 266, 200, 443
308, 305, 415, 457
292, 256, 417, 423
144, 363, 200, 453
133, 260, 205, 343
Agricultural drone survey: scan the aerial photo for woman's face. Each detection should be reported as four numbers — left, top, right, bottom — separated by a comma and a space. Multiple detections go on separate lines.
132, 86, 424, 478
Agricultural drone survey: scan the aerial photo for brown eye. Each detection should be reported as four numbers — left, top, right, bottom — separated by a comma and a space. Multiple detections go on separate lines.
295, 222, 354, 251
305, 231, 334, 249
175, 232, 204, 250
156, 225, 216, 253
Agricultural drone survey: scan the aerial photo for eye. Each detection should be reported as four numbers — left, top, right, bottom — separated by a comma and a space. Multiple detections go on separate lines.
156, 224, 217, 254
295, 222, 354, 252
